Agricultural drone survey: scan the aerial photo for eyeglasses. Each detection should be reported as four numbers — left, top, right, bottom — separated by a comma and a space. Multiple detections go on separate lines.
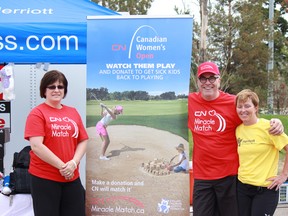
198, 76, 219, 84
46, 85, 65, 90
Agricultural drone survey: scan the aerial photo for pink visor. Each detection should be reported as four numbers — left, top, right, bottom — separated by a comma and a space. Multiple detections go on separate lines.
115, 105, 123, 113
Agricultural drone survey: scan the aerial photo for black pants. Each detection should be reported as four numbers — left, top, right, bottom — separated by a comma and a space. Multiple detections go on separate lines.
30, 175, 85, 216
193, 175, 238, 216
237, 180, 279, 216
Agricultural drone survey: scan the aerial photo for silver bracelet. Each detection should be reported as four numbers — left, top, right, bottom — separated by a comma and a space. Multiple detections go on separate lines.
71, 159, 77, 168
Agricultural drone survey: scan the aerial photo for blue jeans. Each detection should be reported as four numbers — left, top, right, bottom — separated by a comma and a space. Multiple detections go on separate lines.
173, 166, 186, 173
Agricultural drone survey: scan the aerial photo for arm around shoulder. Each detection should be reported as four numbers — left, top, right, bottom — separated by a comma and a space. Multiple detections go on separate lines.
269, 118, 284, 135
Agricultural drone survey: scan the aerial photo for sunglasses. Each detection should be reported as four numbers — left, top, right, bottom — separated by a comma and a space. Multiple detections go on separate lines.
46, 85, 65, 90
198, 76, 219, 84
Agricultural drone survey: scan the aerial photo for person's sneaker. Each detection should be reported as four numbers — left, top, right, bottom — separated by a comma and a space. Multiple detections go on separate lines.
99, 156, 110, 160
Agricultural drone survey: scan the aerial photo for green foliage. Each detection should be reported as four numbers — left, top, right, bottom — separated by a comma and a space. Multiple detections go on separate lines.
191, 0, 288, 113
261, 114, 288, 134
261, 114, 288, 165
87, 88, 184, 101
222, 0, 269, 97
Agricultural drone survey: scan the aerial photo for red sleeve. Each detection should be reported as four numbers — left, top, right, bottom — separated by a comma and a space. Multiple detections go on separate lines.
24, 107, 45, 140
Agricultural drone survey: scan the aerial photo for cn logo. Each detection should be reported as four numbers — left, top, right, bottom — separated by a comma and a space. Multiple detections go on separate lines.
0, 119, 5, 128
111, 44, 126, 51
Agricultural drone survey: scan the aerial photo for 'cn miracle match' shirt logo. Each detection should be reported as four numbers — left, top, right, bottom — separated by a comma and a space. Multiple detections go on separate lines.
50, 117, 79, 138
194, 110, 226, 132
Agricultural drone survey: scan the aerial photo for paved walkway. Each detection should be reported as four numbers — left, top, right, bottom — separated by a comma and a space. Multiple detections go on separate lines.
275, 203, 288, 215
190, 203, 288, 215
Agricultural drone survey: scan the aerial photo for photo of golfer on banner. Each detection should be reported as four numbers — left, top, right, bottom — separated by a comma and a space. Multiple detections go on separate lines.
96, 102, 123, 160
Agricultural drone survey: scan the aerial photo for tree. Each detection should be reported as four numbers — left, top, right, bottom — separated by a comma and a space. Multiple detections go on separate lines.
92, 0, 153, 15
160, 92, 176, 100
273, 77, 288, 114
274, 0, 288, 81
199, 0, 209, 62
174, 1, 201, 92
207, 0, 236, 92
87, 87, 109, 100
111, 91, 122, 100
192, 0, 288, 111
190, 21, 201, 92
231, 0, 270, 96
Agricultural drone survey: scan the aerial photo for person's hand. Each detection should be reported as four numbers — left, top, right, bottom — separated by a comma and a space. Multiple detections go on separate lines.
59, 160, 77, 180
64, 172, 74, 180
167, 165, 173, 171
267, 174, 287, 191
269, 118, 284, 135
100, 103, 106, 108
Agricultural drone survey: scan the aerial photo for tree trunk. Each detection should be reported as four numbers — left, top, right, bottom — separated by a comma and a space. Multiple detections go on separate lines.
200, 0, 208, 63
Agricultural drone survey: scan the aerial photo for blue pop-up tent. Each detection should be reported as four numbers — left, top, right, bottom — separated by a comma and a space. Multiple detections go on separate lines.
0, 0, 119, 64
0, 0, 119, 188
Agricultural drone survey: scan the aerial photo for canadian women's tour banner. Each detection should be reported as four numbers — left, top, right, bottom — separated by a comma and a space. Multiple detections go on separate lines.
86, 15, 193, 216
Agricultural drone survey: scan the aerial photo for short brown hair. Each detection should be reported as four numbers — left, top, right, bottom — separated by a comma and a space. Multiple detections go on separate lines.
39, 70, 68, 98
236, 89, 259, 115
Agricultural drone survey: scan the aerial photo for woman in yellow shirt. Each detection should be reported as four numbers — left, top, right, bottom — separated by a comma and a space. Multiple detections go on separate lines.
235, 89, 288, 216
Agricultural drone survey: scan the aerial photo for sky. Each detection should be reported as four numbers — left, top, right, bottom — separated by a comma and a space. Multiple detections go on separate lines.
148, 0, 200, 20
148, 0, 288, 21
148, 0, 189, 15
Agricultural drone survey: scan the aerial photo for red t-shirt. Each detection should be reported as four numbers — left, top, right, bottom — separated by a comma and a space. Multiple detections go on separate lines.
24, 103, 88, 182
188, 91, 241, 180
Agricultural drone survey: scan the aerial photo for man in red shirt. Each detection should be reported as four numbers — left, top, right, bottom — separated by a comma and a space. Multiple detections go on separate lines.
188, 62, 282, 216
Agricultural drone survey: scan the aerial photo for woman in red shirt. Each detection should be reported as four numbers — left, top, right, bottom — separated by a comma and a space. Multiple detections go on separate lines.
25, 70, 88, 216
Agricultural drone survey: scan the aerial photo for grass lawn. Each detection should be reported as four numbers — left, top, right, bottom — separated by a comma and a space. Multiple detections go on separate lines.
86, 99, 189, 141
262, 114, 288, 134
263, 114, 288, 165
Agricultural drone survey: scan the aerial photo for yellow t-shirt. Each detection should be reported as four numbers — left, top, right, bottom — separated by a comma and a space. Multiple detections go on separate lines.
236, 118, 288, 187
